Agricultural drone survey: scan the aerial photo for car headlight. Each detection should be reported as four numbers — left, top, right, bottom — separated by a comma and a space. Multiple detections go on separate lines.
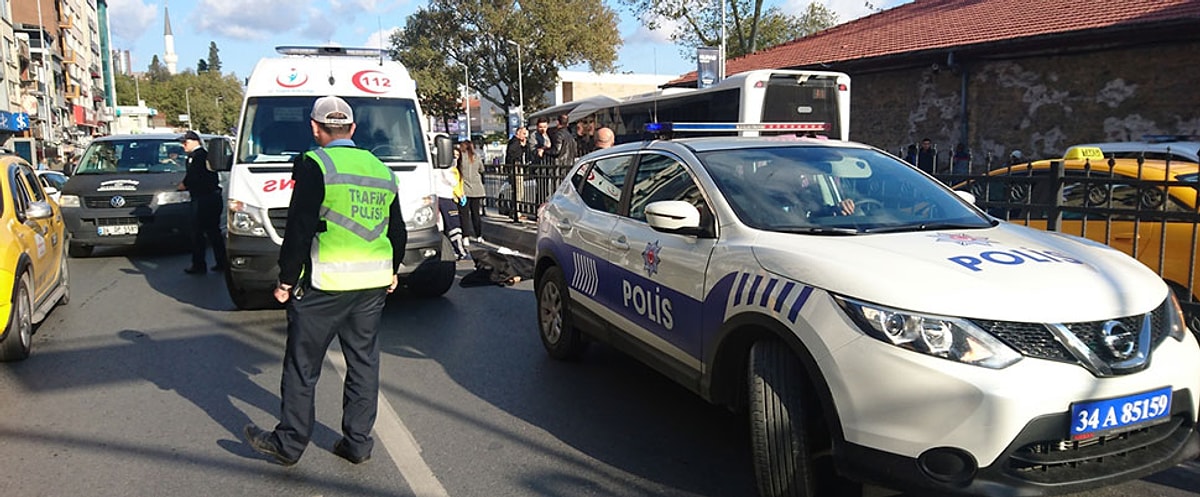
836, 296, 1022, 369
59, 194, 80, 207
155, 191, 191, 205
1166, 293, 1188, 341
406, 195, 436, 230
227, 199, 268, 237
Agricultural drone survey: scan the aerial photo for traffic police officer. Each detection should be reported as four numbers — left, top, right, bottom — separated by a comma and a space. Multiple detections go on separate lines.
244, 96, 407, 466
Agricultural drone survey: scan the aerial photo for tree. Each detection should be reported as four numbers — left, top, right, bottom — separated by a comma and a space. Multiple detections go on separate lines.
207, 42, 222, 73
390, 0, 621, 133
147, 55, 170, 82
622, 0, 838, 59
198, 59, 209, 72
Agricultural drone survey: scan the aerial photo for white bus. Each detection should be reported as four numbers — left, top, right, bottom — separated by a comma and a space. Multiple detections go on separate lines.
218, 46, 455, 309
530, 69, 850, 144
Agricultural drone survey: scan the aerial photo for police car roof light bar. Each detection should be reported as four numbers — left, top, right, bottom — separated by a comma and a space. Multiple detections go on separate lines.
645, 122, 830, 135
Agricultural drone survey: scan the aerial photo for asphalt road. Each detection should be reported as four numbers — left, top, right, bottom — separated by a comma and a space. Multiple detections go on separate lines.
0, 245, 1196, 496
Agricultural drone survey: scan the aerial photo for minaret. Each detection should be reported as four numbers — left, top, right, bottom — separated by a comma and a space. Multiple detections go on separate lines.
163, 2, 178, 74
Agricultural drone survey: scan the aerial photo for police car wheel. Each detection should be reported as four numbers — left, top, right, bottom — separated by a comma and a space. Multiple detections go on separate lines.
0, 273, 34, 362
537, 266, 587, 360
748, 338, 814, 497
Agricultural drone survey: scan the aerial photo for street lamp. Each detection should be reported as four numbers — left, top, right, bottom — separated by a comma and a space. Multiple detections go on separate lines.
184, 86, 193, 127
505, 39, 524, 127
460, 63, 470, 140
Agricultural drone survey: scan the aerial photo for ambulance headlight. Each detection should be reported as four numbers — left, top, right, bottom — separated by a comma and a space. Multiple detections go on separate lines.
227, 199, 268, 237
406, 195, 436, 230
836, 296, 1022, 369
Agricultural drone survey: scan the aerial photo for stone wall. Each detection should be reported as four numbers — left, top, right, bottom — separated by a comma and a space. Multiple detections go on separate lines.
850, 39, 1200, 166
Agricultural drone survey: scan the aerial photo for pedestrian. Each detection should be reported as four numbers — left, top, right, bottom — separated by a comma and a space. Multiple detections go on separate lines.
594, 127, 615, 150
575, 118, 595, 156
1009, 149, 1025, 165
505, 127, 533, 165
437, 147, 468, 259
545, 114, 578, 166
504, 127, 534, 217
458, 140, 486, 243
916, 138, 936, 173
243, 96, 407, 466
903, 144, 917, 165
951, 143, 971, 175
178, 130, 228, 274
532, 117, 552, 164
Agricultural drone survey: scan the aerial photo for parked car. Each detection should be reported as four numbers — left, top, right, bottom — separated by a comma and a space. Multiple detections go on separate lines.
959, 146, 1200, 330
1064, 138, 1200, 164
535, 130, 1199, 497
35, 169, 68, 203
0, 154, 70, 361
58, 133, 233, 257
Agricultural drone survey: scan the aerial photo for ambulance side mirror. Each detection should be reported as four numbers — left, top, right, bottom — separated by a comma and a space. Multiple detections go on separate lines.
433, 135, 454, 169
208, 138, 232, 172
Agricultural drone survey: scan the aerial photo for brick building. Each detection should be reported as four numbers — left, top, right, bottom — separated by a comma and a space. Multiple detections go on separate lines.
671, 0, 1200, 165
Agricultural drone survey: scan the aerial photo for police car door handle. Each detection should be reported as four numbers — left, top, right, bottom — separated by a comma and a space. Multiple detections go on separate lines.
610, 236, 630, 251
557, 220, 572, 232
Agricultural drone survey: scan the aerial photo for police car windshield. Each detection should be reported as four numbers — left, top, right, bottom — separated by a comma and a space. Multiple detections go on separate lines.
74, 139, 188, 174
699, 145, 991, 233
237, 96, 428, 164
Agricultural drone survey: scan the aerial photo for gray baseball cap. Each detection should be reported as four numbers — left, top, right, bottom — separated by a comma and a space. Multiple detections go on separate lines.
311, 96, 354, 125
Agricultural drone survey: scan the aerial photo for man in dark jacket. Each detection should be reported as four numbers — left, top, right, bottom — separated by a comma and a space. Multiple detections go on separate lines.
545, 114, 577, 166
177, 130, 227, 274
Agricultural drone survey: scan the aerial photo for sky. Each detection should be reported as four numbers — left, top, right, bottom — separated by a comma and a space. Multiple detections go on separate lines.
106, 0, 910, 80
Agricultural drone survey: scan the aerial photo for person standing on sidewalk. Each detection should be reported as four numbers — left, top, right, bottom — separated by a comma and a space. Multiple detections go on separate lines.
458, 140, 486, 243
243, 96, 407, 466
178, 130, 227, 274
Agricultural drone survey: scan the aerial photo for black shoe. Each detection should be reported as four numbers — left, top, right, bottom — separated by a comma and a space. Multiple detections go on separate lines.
211, 265, 227, 272
243, 424, 298, 466
333, 439, 370, 464
184, 266, 206, 274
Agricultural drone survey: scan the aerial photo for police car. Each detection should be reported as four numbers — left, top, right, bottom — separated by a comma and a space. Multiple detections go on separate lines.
532, 123, 1200, 497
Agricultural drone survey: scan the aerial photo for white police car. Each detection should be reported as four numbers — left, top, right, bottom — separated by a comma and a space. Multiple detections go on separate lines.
533, 123, 1200, 497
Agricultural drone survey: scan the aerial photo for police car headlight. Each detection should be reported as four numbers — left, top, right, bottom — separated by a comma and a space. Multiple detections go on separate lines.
406, 195, 436, 230
58, 194, 80, 207
1166, 293, 1188, 341
155, 191, 191, 205
227, 199, 268, 237
836, 296, 1022, 369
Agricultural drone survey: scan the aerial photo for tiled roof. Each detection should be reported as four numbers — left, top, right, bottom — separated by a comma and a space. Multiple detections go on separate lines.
673, 0, 1200, 84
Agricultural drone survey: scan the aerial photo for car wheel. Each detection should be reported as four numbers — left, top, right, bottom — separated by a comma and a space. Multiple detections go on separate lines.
58, 245, 70, 306
536, 265, 587, 360
68, 241, 93, 258
0, 273, 35, 362
406, 261, 455, 298
748, 338, 815, 497
224, 271, 279, 310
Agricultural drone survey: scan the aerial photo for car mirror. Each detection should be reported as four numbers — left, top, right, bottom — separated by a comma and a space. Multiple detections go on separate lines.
646, 200, 701, 234
208, 139, 231, 171
26, 201, 53, 220
44, 186, 59, 197
955, 190, 977, 204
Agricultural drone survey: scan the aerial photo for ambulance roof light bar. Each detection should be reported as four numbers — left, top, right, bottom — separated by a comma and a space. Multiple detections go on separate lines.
276, 46, 386, 58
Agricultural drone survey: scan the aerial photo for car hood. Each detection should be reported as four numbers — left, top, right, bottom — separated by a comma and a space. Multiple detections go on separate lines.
751, 223, 1167, 323
63, 172, 184, 196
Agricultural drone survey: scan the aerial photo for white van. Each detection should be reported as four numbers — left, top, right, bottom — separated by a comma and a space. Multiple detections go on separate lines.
216, 46, 455, 309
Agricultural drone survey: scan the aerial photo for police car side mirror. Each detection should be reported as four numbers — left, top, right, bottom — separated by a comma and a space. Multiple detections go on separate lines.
646, 200, 702, 235
208, 139, 231, 172
954, 190, 977, 204
433, 135, 454, 169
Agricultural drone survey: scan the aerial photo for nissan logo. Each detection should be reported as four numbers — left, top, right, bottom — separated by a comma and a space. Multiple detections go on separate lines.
1101, 321, 1137, 360
110, 196, 126, 208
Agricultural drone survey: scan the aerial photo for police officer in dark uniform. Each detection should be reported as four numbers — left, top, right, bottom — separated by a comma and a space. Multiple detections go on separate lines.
178, 130, 228, 274
243, 96, 407, 466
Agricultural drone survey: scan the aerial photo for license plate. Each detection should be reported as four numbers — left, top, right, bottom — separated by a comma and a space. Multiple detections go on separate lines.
97, 224, 139, 236
1069, 386, 1172, 440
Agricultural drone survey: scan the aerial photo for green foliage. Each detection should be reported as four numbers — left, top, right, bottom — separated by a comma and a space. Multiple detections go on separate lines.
147, 55, 169, 82
390, 0, 621, 131
112, 70, 243, 134
621, 0, 838, 59
197, 59, 209, 72
207, 42, 222, 73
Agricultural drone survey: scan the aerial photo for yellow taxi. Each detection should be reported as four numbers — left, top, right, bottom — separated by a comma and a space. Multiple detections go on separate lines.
960, 146, 1200, 327
0, 154, 69, 361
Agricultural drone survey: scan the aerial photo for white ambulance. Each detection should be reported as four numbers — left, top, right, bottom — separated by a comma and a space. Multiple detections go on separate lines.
217, 46, 455, 309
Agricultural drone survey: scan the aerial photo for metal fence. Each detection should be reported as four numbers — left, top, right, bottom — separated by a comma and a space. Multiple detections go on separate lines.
481, 163, 574, 222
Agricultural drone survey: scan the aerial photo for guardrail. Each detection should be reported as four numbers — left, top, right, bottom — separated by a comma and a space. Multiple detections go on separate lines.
481, 163, 573, 222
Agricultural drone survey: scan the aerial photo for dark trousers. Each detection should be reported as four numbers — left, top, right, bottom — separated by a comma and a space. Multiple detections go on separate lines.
190, 190, 227, 268
462, 197, 484, 239
274, 285, 388, 460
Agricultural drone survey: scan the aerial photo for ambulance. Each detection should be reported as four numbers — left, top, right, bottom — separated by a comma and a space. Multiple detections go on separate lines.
217, 46, 454, 309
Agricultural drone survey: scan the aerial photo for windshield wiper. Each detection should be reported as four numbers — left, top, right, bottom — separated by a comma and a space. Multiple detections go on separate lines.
864, 221, 992, 234
774, 226, 861, 235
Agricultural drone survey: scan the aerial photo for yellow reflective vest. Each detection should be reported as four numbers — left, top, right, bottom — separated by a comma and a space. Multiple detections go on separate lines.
306, 147, 398, 291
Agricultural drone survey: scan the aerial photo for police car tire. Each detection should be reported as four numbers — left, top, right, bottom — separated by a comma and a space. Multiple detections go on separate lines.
537, 266, 587, 360
0, 273, 34, 362
748, 338, 813, 497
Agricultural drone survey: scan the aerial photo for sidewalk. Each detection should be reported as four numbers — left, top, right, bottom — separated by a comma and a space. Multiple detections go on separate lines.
478, 213, 538, 256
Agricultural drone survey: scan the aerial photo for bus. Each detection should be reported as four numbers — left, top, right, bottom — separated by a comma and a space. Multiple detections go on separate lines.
529, 69, 850, 144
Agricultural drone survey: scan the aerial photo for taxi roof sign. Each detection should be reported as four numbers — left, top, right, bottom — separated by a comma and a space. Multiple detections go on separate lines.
1063, 146, 1104, 161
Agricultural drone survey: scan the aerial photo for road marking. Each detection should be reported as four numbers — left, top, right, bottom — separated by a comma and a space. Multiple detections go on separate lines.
329, 347, 449, 497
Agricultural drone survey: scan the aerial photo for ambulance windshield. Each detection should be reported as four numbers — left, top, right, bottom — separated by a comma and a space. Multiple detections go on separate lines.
237, 96, 428, 164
